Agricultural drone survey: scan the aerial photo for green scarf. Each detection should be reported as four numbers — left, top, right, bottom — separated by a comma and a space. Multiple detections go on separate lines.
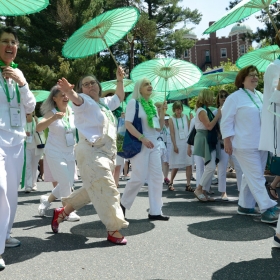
0, 60, 18, 68
139, 97, 157, 128
112, 106, 123, 119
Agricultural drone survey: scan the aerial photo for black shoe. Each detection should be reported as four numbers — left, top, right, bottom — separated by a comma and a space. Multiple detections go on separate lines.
120, 203, 126, 217
148, 214, 169, 221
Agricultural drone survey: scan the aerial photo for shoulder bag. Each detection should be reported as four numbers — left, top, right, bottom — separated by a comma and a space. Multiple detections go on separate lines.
122, 101, 143, 158
270, 103, 280, 175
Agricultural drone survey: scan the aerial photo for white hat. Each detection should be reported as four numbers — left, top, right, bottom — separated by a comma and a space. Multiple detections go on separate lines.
164, 116, 170, 120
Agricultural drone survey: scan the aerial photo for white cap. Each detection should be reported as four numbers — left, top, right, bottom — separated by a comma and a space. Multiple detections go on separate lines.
164, 116, 170, 120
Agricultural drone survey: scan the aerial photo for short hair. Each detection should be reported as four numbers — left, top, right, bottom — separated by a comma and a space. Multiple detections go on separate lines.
235, 65, 259, 89
196, 89, 214, 108
172, 101, 183, 112
75, 74, 102, 96
0, 26, 18, 42
216, 89, 229, 107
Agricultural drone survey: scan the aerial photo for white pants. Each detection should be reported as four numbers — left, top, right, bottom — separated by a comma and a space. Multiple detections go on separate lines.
25, 148, 41, 189
45, 149, 75, 200
196, 151, 216, 192
218, 149, 243, 192
121, 140, 163, 215
0, 144, 24, 255
234, 148, 276, 212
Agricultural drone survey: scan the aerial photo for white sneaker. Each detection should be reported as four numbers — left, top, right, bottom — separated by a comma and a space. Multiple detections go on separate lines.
0, 255, 5, 271
38, 195, 51, 216
5, 237, 21, 248
32, 185, 37, 191
65, 211, 80, 222
25, 187, 32, 193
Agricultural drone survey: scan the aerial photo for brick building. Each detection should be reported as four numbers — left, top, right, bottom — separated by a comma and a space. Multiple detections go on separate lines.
182, 22, 252, 71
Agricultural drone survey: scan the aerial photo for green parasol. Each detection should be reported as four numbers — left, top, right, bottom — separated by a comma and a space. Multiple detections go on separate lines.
168, 86, 208, 101
236, 45, 280, 72
31, 90, 50, 103
101, 79, 135, 93
195, 71, 238, 87
62, 7, 139, 67
203, 0, 278, 34
0, 0, 49, 16
130, 58, 202, 99
166, 103, 191, 117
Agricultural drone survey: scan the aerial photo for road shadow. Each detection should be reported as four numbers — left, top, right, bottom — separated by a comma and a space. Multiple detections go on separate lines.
188, 215, 275, 241
212, 247, 280, 279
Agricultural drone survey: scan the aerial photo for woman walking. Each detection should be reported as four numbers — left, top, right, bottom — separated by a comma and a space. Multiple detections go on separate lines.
120, 78, 169, 221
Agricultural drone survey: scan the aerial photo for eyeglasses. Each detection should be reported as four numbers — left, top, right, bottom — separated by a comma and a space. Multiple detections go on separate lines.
0, 39, 18, 46
82, 80, 97, 88
248, 73, 259, 78
219, 94, 228, 98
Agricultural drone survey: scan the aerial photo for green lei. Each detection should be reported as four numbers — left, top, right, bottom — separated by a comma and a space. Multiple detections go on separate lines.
139, 97, 157, 128
0, 60, 18, 68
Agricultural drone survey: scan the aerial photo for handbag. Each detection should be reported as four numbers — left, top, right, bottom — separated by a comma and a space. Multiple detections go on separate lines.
34, 131, 46, 149
187, 126, 196, 146
122, 101, 143, 158
270, 103, 280, 175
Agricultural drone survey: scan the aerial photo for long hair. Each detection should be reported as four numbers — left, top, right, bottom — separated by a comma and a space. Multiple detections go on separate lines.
196, 89, 214, 108
40, 86, 61, 115
216, 89, 229, 107
75, 74, 102, 96
131, 78, 148, 100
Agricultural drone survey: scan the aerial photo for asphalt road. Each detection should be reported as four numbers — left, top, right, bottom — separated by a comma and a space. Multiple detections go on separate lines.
1, 171, 280, 280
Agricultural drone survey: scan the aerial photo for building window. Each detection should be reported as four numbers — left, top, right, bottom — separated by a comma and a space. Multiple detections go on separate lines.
220, 48, 227, 58
184, 49, 189, 58
205, 50, 210, 62
240, 45, 245, 55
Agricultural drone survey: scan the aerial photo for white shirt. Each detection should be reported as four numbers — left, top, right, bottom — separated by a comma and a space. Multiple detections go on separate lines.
221, 88, 263, 149
125, 99, 159, 139
259, 59, 280, 153
0, 72, 36, 147
195, 107, 207, 130
72, 93, 120, 143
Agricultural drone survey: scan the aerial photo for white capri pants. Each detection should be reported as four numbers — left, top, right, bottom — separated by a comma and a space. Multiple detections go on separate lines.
121, 138, 163, 215
25, 147, 41, 189
0, 144, 24, 255
45, 149, 75, 200
218, 149, 243, 192
234, 148, 276, 212
195, 151, 216, 192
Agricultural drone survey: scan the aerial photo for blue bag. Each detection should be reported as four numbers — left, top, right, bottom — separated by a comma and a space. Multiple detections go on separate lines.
121, 100, 143, 158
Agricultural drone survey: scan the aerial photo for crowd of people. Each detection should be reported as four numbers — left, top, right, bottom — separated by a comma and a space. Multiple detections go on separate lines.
1, 26, 280, 271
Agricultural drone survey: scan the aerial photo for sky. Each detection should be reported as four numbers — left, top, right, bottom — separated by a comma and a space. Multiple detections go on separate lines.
178, 0, 266, 44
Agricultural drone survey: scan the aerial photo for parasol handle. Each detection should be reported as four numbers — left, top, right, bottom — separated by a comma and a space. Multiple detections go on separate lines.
102, 38, 119, 68
264, 7, 279, 34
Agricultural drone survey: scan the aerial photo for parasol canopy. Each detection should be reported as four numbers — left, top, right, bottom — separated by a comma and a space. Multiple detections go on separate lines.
195, 71, 238, 87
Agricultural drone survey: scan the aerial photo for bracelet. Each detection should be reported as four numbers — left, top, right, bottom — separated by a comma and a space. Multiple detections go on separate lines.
138, 134, 144, 140
18, 83, 26, 88
117, 80, 123, 83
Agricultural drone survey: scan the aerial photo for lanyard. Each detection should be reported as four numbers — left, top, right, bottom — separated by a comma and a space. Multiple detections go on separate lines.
243, 88, 262, 111
56, 107, 71, 130
0, 75, 20, 104
175, 116, 184, 130
98, 101, 115, 125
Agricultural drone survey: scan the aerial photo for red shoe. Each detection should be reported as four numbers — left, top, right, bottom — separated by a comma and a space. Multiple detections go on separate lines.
107, 231, 127, 245
51, 207, 68, 233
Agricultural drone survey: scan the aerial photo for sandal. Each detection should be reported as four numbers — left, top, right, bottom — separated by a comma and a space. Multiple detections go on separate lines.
168, 183, 175, 191
186, 185, 195, 192
266, 184, 279, 200
194, 191, 207, 202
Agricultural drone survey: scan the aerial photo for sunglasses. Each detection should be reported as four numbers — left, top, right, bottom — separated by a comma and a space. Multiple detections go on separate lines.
219, 94, 228, 98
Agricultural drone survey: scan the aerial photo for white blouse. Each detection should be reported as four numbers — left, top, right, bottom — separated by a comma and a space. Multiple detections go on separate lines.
0, 72, 36, 147
72, 93, 120, 143
125, 99, 159, 139
221, 88, 263, 149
